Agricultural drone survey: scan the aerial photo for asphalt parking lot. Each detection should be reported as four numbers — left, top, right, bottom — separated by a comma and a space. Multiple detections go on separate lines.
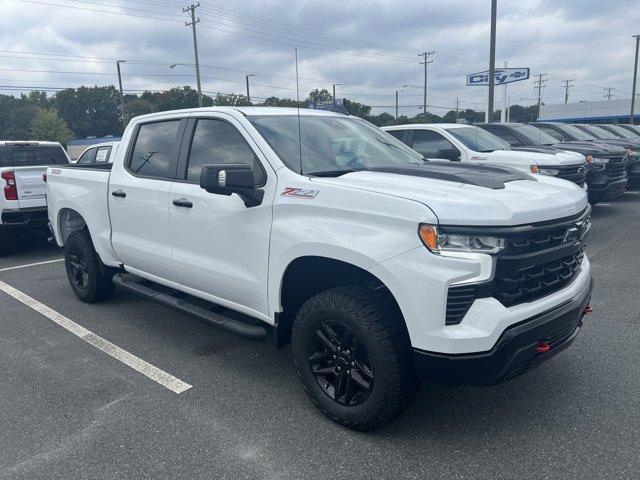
1, 195, 639, 480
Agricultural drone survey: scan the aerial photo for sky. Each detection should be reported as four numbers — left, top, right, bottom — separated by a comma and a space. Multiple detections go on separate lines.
0, 0, 639, 115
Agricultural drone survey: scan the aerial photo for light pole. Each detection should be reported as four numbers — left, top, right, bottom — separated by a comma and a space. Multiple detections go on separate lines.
170, 63, 201, 106
631, 34, 640, 124
332, 83, 341, 106
487, 0, 497, 123
395, 89, 404, 122
246, 73, 255, 104
116, 60, 126, 129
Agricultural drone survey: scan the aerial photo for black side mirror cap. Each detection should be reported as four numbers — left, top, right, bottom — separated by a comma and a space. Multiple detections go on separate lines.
436, 148, 461, 161
200, 163, 264, 208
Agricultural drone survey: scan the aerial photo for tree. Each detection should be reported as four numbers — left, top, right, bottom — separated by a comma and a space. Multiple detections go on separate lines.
214, 93, 251, 106
4, 105, 41, 140
30, 108, 74, 145
55, 86, 122, 138
262, 96, 301, 107
366, 112, 396, 127
124, 98, 155, 124
307, 88, 332, 103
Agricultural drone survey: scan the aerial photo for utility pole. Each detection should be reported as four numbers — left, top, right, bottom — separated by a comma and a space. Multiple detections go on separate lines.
604, 87, 615, 101
116, 60, 126, 129
245, 74, 254, 104
501, 60, 507, 122
184, 3, 202, 107
631, 34, 640, 124
418, 50, 435, 121
534, 73, 548, 120
395, 90, 399, 121
562, 79, 574, 104
487, 0, 497, 123
332, 83, 341, 107
455, 96, 460, 122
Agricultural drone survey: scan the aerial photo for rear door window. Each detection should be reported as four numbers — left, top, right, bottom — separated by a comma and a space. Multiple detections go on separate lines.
411, 130, 457, 157
128, 120, 182, 179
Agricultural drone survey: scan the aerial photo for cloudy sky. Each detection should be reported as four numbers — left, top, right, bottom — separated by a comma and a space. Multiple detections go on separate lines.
0, 0, 639, 115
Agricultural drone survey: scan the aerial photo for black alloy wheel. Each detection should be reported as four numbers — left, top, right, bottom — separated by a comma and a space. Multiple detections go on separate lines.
309, 320, 374, 406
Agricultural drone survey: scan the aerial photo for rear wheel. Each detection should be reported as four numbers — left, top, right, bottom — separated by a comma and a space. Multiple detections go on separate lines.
0, 230, 16, 256
65, 229, 115, 302
292, 286, 417, 431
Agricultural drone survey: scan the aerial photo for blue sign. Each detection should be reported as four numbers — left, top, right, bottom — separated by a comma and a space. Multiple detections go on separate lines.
466, 68, 530, 86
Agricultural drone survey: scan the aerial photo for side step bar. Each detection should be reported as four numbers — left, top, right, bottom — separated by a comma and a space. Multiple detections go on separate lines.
112, 273, 268, 341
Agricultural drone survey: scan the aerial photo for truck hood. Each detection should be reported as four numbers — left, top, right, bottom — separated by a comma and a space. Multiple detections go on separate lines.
485, 148, 585, 166
551, 141, 627, 156
312, 167, 588, 226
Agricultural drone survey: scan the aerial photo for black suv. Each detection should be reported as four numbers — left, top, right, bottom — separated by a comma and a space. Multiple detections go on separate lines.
480, 122, 628, 203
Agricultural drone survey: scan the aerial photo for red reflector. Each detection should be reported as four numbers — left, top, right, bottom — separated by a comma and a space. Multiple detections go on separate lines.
583, 305, 593, 314
1, 171, 18, 201
536, 341, 550, 353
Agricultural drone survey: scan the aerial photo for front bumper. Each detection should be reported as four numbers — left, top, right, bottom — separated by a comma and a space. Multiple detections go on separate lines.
413, 277, 594, 385
587, 178, 627, 203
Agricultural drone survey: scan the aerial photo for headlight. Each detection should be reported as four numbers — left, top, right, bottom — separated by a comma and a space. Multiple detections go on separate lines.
538, 168, 560, 176
419, 225, 505, 255
591, 157, 609, 164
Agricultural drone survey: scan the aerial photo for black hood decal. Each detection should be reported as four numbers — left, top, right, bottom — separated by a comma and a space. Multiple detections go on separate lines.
369, 162, 533, 190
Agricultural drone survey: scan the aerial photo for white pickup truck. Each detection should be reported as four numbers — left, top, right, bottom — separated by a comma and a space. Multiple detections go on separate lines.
0, 140, 71, 255
47, 107, 593, 430
383, 124, 589, 189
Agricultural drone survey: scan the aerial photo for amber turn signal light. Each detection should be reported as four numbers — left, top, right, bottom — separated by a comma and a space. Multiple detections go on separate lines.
419, 225, 438, 250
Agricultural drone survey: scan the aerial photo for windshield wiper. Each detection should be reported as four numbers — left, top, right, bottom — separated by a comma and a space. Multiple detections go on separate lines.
307, 169, 363, 177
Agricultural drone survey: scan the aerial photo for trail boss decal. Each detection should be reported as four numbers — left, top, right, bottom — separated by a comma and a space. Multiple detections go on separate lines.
281, 187, 319, 199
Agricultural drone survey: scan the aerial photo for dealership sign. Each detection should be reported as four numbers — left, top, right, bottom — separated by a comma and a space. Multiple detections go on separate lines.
466, 68, 530, 86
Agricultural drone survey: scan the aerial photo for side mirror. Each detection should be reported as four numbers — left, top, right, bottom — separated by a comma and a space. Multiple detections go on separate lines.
200, 163, 264, 208
436, 148, 461, 161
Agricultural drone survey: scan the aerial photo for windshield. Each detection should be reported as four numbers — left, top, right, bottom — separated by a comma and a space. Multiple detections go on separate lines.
248, 115, 424, 175
601, 125, 637, 139
556, 124, 598, 141
511, 124, 558, 146
575, 124, 618, 140
445, 126, 510, 152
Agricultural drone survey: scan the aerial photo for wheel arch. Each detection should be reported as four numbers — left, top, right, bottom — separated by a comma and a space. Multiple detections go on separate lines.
275, 255, 407, 347
57, 207, 88, 246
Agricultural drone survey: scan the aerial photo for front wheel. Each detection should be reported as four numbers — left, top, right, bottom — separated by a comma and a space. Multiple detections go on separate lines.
292, 286, 417, 431
64, 229, 115, 302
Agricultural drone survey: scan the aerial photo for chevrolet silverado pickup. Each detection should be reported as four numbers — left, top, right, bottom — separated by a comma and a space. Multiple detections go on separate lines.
47, 108, 594, 430
382, 123, 589, 189
0, 140, 70, 255
477, 122, 632, 201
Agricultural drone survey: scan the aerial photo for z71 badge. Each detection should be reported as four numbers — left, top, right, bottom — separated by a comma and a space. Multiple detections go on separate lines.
281, 187, 319, 199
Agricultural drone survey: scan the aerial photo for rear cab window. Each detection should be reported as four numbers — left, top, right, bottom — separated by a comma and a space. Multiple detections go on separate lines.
77, 148, 97, 165
0, 144, 68, 167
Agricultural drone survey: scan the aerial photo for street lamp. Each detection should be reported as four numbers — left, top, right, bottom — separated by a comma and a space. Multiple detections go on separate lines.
116, 60, 126, 129
332, 83, 341, 106
246, 73, 255, 104
395, 89, 405, 122
170, 63, 201, 107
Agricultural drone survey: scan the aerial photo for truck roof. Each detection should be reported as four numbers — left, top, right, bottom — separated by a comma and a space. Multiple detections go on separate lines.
383, 123, 474, 130
0, 140, 63, 146
131, 106, 347, 123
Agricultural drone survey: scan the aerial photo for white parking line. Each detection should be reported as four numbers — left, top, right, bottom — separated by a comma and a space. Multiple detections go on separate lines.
0, 258, 64, 272
0, 280, 193, 394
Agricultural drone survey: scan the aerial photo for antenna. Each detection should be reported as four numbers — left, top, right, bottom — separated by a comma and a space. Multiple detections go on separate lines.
295, 48, 303, 175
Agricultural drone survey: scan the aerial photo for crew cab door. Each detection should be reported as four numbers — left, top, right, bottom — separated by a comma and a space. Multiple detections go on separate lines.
168, 115, 274, 317
108, 118, 186, 279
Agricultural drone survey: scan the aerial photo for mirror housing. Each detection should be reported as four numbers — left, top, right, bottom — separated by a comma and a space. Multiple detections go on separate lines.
200, 163, 264, 207
436, 148, 461, 161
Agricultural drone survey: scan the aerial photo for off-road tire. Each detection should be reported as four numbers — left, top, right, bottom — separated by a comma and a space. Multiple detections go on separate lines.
292, 285, 417, 431
65, 229, 115, 302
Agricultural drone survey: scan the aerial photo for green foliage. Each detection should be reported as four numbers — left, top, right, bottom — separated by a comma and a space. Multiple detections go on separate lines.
0, 86, 538, 142
55, 86, 122, 138
30, 108, 74, 145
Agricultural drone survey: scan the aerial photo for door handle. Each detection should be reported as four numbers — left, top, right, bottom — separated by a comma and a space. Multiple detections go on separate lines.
111, 189, 126, 198
172, 198, 193, 208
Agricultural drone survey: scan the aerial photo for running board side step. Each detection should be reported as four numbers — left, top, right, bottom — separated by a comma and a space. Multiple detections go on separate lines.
112, 273, 268, 341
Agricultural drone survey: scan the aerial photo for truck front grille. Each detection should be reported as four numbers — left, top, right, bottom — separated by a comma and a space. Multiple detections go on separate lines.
540, 163, 587, 187
604, 156, 627, 178
443, 207, 589, 325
